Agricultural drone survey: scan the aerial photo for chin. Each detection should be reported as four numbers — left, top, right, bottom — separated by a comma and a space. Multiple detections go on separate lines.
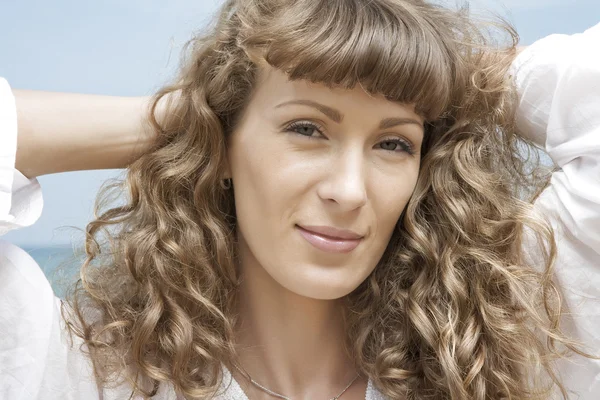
276, 269, 364, 301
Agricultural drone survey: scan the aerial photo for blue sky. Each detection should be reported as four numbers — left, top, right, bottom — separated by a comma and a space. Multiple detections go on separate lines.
2, 0, 599, 248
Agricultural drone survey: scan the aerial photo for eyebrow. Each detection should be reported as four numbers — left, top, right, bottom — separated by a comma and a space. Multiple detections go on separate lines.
274, 99, 424, 130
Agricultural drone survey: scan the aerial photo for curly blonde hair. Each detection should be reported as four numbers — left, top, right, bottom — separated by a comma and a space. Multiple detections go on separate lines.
61, 0, 598, 399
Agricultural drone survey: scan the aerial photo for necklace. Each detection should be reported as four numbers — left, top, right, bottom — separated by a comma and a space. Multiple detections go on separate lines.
233, 364, 360, 400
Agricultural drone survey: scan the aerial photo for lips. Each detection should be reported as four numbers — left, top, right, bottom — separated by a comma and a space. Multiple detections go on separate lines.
295, 225, 364, 253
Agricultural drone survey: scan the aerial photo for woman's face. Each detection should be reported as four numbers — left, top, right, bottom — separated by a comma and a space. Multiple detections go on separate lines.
227, 65, 424, 300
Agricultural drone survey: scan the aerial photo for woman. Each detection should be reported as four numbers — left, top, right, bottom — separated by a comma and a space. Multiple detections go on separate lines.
1, 0, 599, 399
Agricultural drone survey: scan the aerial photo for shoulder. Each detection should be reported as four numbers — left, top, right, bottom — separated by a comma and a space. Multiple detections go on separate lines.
0, 240, 103, 399
366, 379, 391, 400
0, 240, 50, 296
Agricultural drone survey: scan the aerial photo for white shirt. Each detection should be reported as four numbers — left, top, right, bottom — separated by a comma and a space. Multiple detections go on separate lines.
1, 23, 599, 400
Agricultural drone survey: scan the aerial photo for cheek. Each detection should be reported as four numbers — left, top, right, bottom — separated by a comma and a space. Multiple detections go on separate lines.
228, 134, 306, 238
230, 139, 278, 225
371, 169, 418, 238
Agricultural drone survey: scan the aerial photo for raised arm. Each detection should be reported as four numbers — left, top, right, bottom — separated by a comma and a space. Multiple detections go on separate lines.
511, 22, 600, 251
13, 90, 157, 178
509, 22, 600, 398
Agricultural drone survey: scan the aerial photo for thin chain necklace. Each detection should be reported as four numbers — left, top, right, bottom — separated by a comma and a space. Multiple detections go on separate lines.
233, 364, 360, 400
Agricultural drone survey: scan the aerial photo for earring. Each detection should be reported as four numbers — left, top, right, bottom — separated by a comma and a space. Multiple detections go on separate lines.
220, 178, 232, 190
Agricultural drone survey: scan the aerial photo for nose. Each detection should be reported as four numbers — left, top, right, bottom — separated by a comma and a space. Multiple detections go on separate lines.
317, 148, 368, 212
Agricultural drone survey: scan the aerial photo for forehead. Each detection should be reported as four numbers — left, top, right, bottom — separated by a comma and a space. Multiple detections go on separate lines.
249, 64, 423, 122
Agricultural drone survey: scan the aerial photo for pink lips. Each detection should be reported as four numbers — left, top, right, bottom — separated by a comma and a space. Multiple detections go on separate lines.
296, 225, 364, 253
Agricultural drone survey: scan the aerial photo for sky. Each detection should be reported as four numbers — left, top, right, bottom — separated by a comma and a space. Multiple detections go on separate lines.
2, 0, 599, 248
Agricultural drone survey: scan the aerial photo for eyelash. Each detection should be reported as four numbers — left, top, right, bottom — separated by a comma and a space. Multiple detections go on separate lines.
284, 120, 415, 155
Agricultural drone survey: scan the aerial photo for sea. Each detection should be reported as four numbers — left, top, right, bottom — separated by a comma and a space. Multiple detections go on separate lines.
21, 246, 85, 299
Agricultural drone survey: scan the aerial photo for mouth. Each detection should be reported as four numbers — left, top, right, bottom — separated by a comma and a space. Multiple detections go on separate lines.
295, 225, 364, 253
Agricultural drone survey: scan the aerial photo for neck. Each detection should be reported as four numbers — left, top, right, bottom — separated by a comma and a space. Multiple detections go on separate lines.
230, 238, 361, 399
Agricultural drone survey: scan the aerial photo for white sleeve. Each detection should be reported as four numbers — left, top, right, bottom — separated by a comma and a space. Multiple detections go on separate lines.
0, 242, 101, 399
0, 78, 101, 399
0, 77, 43, 236
510, 23, 600, 398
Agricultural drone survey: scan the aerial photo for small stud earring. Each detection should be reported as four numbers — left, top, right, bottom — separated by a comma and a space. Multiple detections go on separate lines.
220, 178, 232, 190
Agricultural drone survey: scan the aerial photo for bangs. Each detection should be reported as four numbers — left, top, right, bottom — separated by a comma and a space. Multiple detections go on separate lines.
237, 0, 457, 121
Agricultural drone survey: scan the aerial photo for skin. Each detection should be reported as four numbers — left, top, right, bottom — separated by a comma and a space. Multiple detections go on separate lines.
225, 64, 424, 399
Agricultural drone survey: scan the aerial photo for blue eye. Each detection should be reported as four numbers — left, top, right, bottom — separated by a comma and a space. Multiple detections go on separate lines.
285, 121, 324, 138
377, 138, 414, 155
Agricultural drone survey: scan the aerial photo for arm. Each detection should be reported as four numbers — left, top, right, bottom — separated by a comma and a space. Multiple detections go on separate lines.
13, 90, 157, 178
0, 78, 103, 398
510, 23, 600, 397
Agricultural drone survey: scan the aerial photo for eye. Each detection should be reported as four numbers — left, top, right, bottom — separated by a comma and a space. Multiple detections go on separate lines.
284, 120, 325, 139
376, 138, 415, 155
